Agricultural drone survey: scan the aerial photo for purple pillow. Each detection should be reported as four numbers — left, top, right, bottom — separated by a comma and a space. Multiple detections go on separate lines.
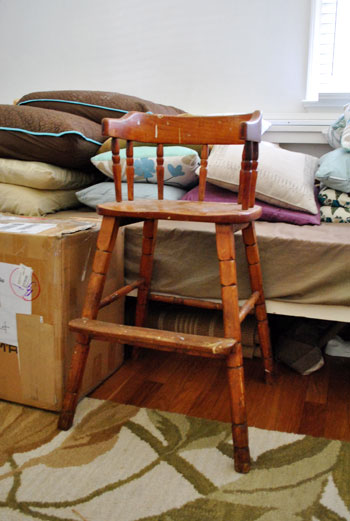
182, 183, 321, 225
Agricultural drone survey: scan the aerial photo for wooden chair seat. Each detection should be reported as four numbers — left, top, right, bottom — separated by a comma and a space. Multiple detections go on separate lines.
98, 200, 262, 224
58, 111, 274, 475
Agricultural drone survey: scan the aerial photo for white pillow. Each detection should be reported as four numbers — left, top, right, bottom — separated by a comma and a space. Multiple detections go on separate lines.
203, 142, 319, 214
76, 182, 187, 209
90, 146, 199, 189
0, 157, 101, 190
0, 183, 80, 216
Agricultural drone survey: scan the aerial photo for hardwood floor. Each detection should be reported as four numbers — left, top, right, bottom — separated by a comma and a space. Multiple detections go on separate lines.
90, 348, 350, 441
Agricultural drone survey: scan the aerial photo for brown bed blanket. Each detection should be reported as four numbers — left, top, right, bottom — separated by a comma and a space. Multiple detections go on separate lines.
124, 221, 350, 307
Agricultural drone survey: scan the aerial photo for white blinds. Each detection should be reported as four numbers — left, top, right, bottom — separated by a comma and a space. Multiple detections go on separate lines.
306, 0, 350, 102
318, 0, 338, 88
317, 0, 349, 93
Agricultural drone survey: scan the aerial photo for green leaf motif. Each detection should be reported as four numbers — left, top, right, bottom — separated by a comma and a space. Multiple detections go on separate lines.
254, 436, 332, 470
136, 497, 268, 521
41, 401, 139, 468
0, 402, 57, 466
146, 409, 189, 449
332, 443, 350, 511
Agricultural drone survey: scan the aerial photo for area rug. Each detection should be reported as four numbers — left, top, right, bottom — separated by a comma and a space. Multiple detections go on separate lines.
0, 398, 349, 521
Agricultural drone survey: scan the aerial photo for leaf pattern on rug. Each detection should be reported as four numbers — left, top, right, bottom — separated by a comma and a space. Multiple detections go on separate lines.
0, 398, 349, 521
0, 401, 57, 466
42, 401, 139, 468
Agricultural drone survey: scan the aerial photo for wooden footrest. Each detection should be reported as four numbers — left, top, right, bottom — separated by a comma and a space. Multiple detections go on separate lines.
69, 318, 236, 356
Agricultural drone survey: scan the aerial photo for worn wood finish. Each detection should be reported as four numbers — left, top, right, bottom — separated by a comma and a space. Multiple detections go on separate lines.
239, 291, 260, 322
238, 141, 259, 210
69, 318, 236, 356
149, 293, 223, 310
198, 144, 209, 201
156, 144, 164, 200
135, 220, 158, 329
98, 200, 262, 224
58, 216, 119, 430
59, 111, 274, 474
111, 138, 122, 202
102, 111, 262, 145
126, 140, 134, 201
99, 279, 144, 309
242, 223, 274, 384
216, 223, 250, 472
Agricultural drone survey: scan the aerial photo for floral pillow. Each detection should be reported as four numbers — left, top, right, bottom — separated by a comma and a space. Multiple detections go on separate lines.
318, 186, 350, 208
318, 185, 350, 223
90, 146, 200, 188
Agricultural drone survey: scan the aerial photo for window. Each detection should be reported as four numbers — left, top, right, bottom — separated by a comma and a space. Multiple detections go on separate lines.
305, 0, 350, 108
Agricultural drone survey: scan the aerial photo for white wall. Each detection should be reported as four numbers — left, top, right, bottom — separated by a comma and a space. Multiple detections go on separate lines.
0, 0, 311, 115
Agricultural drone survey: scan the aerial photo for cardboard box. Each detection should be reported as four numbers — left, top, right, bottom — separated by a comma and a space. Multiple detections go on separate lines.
0, 212, 124, 411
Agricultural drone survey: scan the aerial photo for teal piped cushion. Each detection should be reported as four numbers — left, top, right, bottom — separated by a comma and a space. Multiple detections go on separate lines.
0, 104, 103, 171
315, 148, 350, 192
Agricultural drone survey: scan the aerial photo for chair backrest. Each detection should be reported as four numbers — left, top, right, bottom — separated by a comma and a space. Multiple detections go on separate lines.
102, 111, 262, 210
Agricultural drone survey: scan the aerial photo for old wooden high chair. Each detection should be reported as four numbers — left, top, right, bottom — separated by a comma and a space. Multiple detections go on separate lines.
58, 111, 274, 473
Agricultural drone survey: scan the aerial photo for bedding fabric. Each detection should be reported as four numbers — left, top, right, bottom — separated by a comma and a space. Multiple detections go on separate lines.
320, 205, 350, 223
76, 182, 186, 209
124, 220, 350, 306
341, 103, 350, 150
204, 142, 319, 214
324, 113, 346, 148
182, 184, 321, 225
315, 147, 350, 192
17, 90, 184, 123
0, 157, 102, 190
91, 146, 199, 188
318, 186, 350, 208
0, 183, 81, 216
0, 104, 103, 170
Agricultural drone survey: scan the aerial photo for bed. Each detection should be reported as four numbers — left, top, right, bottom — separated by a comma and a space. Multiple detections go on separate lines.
123, 219, 350, 323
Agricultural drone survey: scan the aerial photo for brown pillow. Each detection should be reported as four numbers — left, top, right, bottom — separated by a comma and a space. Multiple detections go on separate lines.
0, 104, 104, 170
17, 90, 184, 123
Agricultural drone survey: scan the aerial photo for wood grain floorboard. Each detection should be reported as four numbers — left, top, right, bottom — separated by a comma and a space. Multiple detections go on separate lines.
90, 349, 350, 441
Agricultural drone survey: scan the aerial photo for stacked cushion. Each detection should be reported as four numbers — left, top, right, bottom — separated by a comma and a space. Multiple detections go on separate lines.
182, 184, 321, 225
325, 103, 350, 151
17, 90, 183, 123
0, 90, 186, 216
316, 110, 350, 224
0, 184, 81, 216
76, 182, 187, 209
0, 104, 103, 170
91, 146, 200, 189
315, 147, 350, 193
200, 142, 319, 215
0, 157, 102, 216
0, 157, 101, 190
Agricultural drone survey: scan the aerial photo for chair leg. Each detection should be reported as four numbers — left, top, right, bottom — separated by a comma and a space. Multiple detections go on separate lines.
135, 219, 158, 328
58, 216, 120, 430
216, 223, 250, 473
242, 222, 274, 383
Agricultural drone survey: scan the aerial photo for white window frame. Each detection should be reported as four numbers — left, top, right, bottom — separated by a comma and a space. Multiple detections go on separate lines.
304, 0, 350, 112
